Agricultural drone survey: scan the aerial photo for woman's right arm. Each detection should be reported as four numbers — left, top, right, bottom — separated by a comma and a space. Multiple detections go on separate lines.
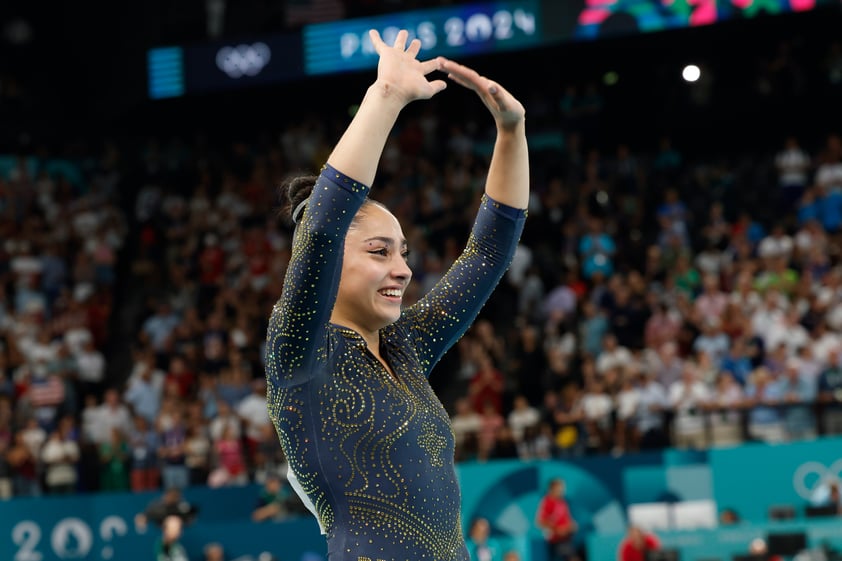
326, 29, 447, 185
266, 29, 447, 385
266, 166, 370, 387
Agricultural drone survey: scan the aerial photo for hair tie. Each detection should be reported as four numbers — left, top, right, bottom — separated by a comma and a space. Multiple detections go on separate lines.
292, 198, 309, 224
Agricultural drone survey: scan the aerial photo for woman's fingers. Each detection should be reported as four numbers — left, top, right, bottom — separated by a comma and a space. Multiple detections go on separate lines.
392, 29, 409, 51
369, 29, 384, 53
406, 38, 422, 58
420, 56, 445, 76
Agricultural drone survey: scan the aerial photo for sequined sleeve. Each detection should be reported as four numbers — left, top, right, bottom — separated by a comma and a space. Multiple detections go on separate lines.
400, 194, 526, 374
266, 164, 370, 387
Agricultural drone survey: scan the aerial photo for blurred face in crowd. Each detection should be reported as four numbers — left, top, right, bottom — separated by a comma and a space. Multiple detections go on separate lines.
332, 202, 412, 338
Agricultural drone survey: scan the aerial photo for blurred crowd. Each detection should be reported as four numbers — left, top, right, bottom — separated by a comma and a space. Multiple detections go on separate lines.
0, 25, 841, 507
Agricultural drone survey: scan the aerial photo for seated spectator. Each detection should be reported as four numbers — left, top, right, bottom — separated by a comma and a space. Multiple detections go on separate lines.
154, 514, 189, 561
633, 370, 669, 450
6, 429, 41, 497
613, 369, 641, 454
580, 376, 614, 453
466, 517, 503, 561
744, 367, 787, 443
98, 426, 131, 492
41, 415, 79, 495
135, 486, 198, 532
617, 525, 661, 561
128, 414, 161, 492
202, 542, 226, 561
251, 473, 301, 522
719, 507, 741, 526
208, 424, 248, 487
507, 394, 541, 444
668, 362, 711, 450
780, 358, 817, 441
706, 371, 746, 447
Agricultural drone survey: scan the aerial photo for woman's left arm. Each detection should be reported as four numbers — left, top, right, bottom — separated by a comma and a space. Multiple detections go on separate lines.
440, 59, 529, 209
399, 61, 529, 374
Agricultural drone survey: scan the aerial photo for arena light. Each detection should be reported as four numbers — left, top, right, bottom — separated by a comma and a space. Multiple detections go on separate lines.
682, 64, 701, 83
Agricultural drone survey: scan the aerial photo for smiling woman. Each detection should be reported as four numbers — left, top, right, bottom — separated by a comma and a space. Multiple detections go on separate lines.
331, 204, 412, 347
264, 28, 529, 561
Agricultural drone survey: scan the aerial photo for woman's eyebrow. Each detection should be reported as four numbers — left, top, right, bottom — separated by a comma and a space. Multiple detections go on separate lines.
364, 236, 408, 248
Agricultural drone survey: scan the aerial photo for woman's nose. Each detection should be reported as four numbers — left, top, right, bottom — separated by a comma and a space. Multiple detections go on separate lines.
393, 257, 412, 280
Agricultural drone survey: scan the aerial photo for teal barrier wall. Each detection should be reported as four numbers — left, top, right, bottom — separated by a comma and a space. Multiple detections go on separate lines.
2, 437, 841, 561
0, 485, 325, 561
709, 438, 842, 523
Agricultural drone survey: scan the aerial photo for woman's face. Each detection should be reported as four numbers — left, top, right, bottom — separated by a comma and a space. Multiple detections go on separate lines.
332, 203, 412, 336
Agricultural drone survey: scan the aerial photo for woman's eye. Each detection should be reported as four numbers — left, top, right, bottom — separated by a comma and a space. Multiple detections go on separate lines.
370, 248, 388, 257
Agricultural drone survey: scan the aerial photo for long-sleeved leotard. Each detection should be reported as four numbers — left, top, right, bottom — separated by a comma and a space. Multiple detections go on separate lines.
266, 164, 526, 561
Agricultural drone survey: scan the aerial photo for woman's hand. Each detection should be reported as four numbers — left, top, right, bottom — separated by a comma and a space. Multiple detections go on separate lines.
440, 58, 525, 132
369, 29, 447, 106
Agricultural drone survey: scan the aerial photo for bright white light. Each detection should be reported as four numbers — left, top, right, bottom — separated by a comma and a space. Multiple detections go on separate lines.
682, 64, 701, 82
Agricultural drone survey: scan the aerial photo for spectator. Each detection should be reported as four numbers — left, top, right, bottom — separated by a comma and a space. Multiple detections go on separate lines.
580, 377, 614, 453
99, 427, 131, 492
235, 378, 271, 468
617, 525, 661, 561
6, 429, 41, 497
466, 517, 503, 561
450, 397, 482, 449
208, 424, 248, 487
135, 486, 198, 531
184, 419, 211, 487
141, 301, 181, 357
128, 414, 161, 492
158, 406, 189, 490
579, 216, 616, 281
775, 135, 811, 210
745, 367, 787, 443
93, 388, 133, 446
74, 339, 105, 401
613, 370, 641, 454
154, 514, 189, 561
202, 542, 226, 561
124, 350, 165, 425
507, 394, 541, 444
634, 370, 669, 450
707, 371, 746, 447
468, 350, 505, 416
780, 358, 817, 440
668, 362, 711, 449
40, 416, 80, 494
817, 345, 842, 434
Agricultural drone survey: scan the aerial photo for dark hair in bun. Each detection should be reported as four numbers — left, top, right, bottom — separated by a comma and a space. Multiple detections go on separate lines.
280, 174, 318, 222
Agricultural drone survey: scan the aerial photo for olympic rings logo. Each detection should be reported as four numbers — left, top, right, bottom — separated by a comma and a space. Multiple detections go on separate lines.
792, 459, 842, 500
216, 43, 271, 78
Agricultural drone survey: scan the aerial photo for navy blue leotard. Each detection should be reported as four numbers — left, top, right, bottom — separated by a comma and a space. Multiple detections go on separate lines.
266, 164, 525, 561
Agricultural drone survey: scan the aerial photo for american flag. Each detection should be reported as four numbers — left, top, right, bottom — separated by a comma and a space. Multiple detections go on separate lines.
28, 376, 66, 407
285, 0, 346, 27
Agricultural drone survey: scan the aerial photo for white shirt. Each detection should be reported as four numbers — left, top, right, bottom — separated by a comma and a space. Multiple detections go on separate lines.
668, 380, 711, 434
775, 147, 810, 187
209, 414, 242, 442
451, 412, 482, 445
75, 349, 106, 383
596, 346, 633, 374
581, 392, 614, 421
236, 393, 271, 441
507, 407, 541, 442
615, 388, 640, 421
93, 404, 133, 444
758, 234, 794, 259
41, 438, 80, 487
